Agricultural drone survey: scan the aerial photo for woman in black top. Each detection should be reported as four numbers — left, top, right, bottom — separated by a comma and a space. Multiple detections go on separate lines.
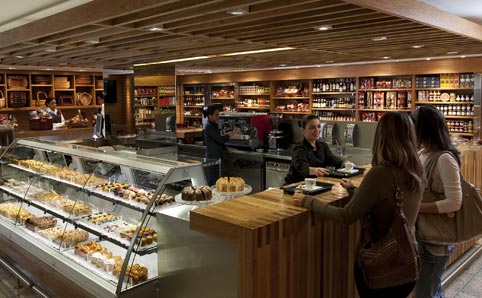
284, 114, 349, 184
203, 105, 237, 185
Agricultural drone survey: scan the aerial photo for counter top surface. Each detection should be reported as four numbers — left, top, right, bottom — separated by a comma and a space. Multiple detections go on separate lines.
190, 173, 365, 242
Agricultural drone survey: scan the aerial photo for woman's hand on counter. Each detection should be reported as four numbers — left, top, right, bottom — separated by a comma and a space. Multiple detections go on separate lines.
292, 193, 304, 206
340, 178, 355, 190
309, 166, 330, 177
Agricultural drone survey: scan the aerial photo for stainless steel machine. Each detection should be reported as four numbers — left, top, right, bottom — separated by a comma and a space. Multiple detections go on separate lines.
219, 112, 271, 150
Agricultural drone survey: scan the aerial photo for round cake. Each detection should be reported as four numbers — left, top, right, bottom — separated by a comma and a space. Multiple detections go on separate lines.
216, 177, 245, 192
181, 186, 212, 201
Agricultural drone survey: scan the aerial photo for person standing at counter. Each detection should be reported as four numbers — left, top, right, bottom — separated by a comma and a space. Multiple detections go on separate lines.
284, 114, 351, 184
411, 105, 462, 298
202, 104, 237, 186
293, 112, 424, 298
45, 97, 65, 129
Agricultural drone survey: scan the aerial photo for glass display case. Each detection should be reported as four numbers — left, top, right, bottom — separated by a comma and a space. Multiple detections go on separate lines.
0, 138, 210, 297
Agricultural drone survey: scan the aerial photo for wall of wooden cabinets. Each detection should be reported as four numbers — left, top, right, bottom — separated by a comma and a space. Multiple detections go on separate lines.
177, 57, 482, 139
0, 70, 103, 132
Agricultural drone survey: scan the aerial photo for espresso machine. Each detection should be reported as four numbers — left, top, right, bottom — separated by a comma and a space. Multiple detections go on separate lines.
219, 112, 271, 149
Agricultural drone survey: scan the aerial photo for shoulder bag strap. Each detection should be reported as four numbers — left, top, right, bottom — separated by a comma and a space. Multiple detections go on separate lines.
424, 151, 446, 192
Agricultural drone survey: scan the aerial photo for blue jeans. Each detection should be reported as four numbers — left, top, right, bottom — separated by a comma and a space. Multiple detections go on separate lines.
415, 243, 450, 298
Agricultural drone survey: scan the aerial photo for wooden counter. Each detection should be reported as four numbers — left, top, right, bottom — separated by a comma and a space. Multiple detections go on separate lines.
15, 127, 93, 140
176, 128, 203, 139
191, 170, 478, 298
190, 176, 363, 298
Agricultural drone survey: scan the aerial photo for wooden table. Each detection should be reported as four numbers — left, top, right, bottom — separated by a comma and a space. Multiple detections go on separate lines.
190, 175, 364, 298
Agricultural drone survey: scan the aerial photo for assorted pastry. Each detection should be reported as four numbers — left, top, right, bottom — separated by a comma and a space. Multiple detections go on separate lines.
82, 212, 117, 225
120, 226, 157, 247
215, 177, 245, 192
25, 216, 57, 230
94, 182, 175, 206
0, 203, 34, 223
75, 241, 148, 284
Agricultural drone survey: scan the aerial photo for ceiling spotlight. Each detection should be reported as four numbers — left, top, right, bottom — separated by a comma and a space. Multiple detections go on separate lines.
279, 64, 287, 67
44, 46, 57, 52
412, 45, 424, 49
371, 36, 388, 41
226, 7, 249, 15
447, 51, 459, 55
325, 60, 334, 63
461, 55, 466, 58
383, 56, 391, 59
45, 67, 53, 71
314, 25, 333, 31
425, 58, 431, 61
147, 26, 164, 31
8, 67, 15, 69
85, 38, 100, 44
15, 55, 24, 58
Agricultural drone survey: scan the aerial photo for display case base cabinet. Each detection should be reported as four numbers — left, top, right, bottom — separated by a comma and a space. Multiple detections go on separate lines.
156, 208, 237, 298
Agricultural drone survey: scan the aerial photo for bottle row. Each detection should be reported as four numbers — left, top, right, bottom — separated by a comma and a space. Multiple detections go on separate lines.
239, 98, 270, 107
357, 91, 410, 109
312, 78, 356, 93
135, 97, 156, 106
434, 105, 474, 116
239, 85, 270, 94
184, 97, 205, 106
312, 97, 355, 109
447, 120, 473, 133
316, 111, 356, 121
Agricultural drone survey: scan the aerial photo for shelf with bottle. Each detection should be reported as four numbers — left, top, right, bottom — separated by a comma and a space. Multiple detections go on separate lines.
426, 104, 474, 118
312, 77, 356, 93
273, 97, 309, 113
238, 83, 270, 95
312, 95, 355, 110
360, 111, 387, 122
357, 90, 411, 110
134, 96, 157, 107
416, 73, 474, 89
158, 85, 175, 96
134, 86, 157, 97
316, 111, 356, 121
447, 119, 473, 135
237, 97, 270, 109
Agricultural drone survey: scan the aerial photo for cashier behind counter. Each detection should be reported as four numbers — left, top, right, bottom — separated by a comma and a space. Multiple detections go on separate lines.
284, 114, 352, 185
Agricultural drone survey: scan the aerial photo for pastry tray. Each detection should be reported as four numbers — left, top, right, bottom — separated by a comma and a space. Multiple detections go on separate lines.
281, 181, 334, 195
328, 167, 365, 178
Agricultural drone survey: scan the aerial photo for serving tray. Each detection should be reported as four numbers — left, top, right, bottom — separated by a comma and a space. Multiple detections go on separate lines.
328, 167, 365, 178
281, 181, 334, 195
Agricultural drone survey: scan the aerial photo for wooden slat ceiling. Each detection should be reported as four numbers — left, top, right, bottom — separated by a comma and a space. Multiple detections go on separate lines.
1, 0, 482, 72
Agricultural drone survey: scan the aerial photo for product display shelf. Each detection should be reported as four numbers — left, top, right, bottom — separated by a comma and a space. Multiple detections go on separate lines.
0, 138, 210, 297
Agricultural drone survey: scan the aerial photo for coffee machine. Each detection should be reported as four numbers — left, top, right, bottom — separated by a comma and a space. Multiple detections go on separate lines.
268, 130, 284, 151
219, 112, 271, 149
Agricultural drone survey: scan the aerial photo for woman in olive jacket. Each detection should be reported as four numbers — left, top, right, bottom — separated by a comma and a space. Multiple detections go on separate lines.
293, 112, 424, 298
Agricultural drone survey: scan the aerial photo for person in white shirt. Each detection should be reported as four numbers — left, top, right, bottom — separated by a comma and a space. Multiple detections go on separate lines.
411, 105, 463, 298
45, 97, 65, 129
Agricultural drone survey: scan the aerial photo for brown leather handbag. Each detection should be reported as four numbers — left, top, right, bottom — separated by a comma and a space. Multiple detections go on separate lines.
357, 170, 420, 289
416, 151, 482, 244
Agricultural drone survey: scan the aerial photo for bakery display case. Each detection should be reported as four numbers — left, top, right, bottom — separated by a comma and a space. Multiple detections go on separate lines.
0, 138, 210, 297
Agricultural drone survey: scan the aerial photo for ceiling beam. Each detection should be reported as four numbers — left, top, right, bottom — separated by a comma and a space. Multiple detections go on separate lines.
343, 0, 482, 41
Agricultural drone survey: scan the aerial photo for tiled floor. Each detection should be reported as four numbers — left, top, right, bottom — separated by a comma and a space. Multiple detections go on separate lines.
0, 241, 482, 298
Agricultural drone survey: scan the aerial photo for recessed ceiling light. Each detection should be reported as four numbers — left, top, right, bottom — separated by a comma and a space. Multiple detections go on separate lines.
461, 55, 466, 58
44, 46, 57, 52
147, 26, 164, 31
226, 7, 249, 15
383, 56, 391, 59
426, 58, 431, 61
447, 51, 459, 55
85, 38, 100, 44
371, 36, 388, 41
279, 64, 287, 67
15, 55, 24, 58
45, 67, 53, 71
8, 67, 15, 70
325, 60, 334, 63
314, 25, 332, 31
79, 69, 86, 72
412, 45, 424, 49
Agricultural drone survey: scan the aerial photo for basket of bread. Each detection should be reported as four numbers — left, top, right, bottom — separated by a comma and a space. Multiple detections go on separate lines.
66, 109, 89, 128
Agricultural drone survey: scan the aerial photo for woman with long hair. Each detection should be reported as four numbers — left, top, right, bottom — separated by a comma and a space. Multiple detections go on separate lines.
411, 105, 462, 298
293, 112, 424, 298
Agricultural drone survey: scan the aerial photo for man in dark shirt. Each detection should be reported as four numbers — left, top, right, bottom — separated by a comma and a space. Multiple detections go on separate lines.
284, 115, 347, 184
